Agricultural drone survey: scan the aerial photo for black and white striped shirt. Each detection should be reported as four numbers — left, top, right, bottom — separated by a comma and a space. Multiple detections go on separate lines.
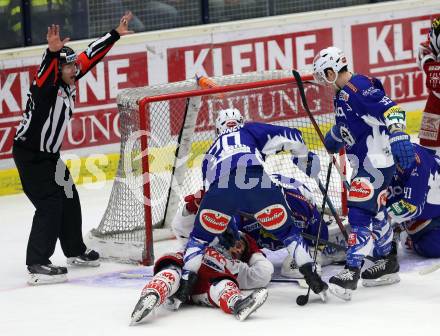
14, 30, 120, 153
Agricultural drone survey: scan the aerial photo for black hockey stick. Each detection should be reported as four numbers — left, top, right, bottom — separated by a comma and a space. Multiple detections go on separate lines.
297, 161, 333, 306
292, 69, 350, 240
236, 210, 346, 252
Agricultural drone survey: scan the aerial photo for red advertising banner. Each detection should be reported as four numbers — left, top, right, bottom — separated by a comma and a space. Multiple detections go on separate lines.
0, 52, 148, 160
351, 14, 438, 103
167, 28, 333, 82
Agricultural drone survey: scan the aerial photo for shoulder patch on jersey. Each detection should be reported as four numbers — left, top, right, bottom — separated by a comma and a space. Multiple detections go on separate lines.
339, 90, 350, 102
199, 209, 231, 234
255, 204, 288, 230
346, 81, 358, 93
362, 86, 380, 96
348, 177, 374, 202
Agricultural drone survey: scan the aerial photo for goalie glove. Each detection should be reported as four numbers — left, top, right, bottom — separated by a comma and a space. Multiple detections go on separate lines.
184, 190, 205, 214
292, 151, 320, 178
324, 124, 344, 154
389, 132, 415, 170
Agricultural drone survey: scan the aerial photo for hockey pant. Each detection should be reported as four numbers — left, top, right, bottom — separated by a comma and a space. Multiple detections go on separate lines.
183, 166, 312, 274
13, 145, 87, 265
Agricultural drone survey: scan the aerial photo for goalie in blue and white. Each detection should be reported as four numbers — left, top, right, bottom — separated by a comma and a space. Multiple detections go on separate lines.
173, 108, 329, 307
388, 143, 440, 258
314, 47, 411, 300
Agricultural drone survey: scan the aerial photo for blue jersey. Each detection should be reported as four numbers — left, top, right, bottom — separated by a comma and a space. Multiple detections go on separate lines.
334, 74, 397, 169
234, 175, 324, 251
387, 144, 440, 238
202, 122, 307, 189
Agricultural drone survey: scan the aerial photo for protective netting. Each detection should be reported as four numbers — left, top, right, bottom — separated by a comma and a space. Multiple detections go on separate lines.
87, 70, 345, 264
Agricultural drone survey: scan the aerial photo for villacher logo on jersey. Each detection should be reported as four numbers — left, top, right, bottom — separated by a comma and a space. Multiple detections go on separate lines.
255, 204, 287, 230
200, 209, 231, 234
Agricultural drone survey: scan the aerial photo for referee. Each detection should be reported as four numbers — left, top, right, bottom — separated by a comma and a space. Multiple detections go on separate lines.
13, 12, 134, 285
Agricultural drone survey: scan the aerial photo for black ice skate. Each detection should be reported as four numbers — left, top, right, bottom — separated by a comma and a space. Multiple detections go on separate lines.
361, 254, 400, 287
27, 264, 68, 285
233, 288, 268, 321
329, 266, 360, 301
299, 262, 328, 302
67, 249, 100, 267
130, 290, 160, 325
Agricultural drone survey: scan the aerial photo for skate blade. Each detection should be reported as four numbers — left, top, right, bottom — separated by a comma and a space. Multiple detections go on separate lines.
362, 273, 400, 287
329, 284, 352, 301
130, 294, 160, 325
67, 258, 100, 267
27, 273, 67, 286
235, 288, 268, 322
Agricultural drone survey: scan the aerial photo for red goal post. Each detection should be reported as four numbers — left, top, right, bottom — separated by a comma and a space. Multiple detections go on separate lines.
86, 70, 347, 265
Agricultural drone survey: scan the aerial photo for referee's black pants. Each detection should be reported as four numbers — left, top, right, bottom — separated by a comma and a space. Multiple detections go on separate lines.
13, 145, 87, 266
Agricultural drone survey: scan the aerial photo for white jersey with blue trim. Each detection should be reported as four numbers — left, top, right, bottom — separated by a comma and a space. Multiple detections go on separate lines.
334, 74, 396, 169
202, 122, 307, 189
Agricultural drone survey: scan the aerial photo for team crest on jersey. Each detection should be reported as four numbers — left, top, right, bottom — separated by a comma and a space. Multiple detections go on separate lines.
339, 125, 355, 146
199, 209, 231, 234
255, 204, 287, 230
348, 177, 374, 202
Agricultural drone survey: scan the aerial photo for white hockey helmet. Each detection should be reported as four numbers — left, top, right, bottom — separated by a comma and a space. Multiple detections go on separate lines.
429, 17, 440, 55
313, 46, 348, 84
215, 108, 244, 135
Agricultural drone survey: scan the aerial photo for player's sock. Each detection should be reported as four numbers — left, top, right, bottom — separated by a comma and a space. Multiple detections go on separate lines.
361, 253, 400, 287
298, 262, 328, 297
232, 288, 268, 322
329, 266, 360, 301
130, 268, 181, 325
27, 264, 68, 285
67, 249, 100, 267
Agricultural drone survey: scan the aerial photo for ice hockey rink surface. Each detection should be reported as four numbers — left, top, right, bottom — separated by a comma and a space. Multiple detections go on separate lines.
1, 179, 439, 336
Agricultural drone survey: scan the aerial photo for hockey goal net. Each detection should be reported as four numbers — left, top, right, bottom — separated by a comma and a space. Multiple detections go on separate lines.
86, 70, 347, 265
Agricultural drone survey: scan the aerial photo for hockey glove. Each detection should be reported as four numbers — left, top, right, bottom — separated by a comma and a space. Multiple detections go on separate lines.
389, 132, 415, 170
292, 151, 321, 178
172, 270, 198, 308
184, 190, 205, 215
324, 124, 344, 154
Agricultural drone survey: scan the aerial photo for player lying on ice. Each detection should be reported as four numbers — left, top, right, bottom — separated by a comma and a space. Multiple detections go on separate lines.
182, 173, 346, 281
130, 231, 273, 324
173, 108, 329, 307
387, 143, 440, 258
314, 46, 415, 300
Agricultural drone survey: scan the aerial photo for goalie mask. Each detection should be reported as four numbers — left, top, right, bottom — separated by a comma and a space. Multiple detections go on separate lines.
313, 46, 348, 85
429, 17, 440, 55
215, 108, 244, 135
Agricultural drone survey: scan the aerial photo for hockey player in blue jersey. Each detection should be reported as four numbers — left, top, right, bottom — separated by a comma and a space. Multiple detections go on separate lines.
388, 143, 440, 258
313, 46, 414, 300
173, 108, 329, 307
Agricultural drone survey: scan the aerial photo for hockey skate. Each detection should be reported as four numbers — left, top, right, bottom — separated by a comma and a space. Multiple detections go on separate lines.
361, 254, 400, 287
67, 249, 100, 267
233, 288, 268, 322
329, 266, 360, 301
130, 290, 160, 325
27, 264, 68, 286
299, 262, 328, 302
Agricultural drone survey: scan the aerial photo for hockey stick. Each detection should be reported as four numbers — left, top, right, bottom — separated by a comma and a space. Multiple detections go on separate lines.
292, 69, 350, 190
120, 272, 152, 279
297, 161, 333, 306
236, 210, 346, 252
418, 263, 440, 276
317, 179, 348, 241
292, 69, 349, 241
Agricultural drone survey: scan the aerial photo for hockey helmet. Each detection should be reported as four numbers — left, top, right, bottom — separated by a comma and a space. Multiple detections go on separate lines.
313, 46, 348, 85
59, 46, 77, 68
215, 108, 244, 135
429, 17, 440, 55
